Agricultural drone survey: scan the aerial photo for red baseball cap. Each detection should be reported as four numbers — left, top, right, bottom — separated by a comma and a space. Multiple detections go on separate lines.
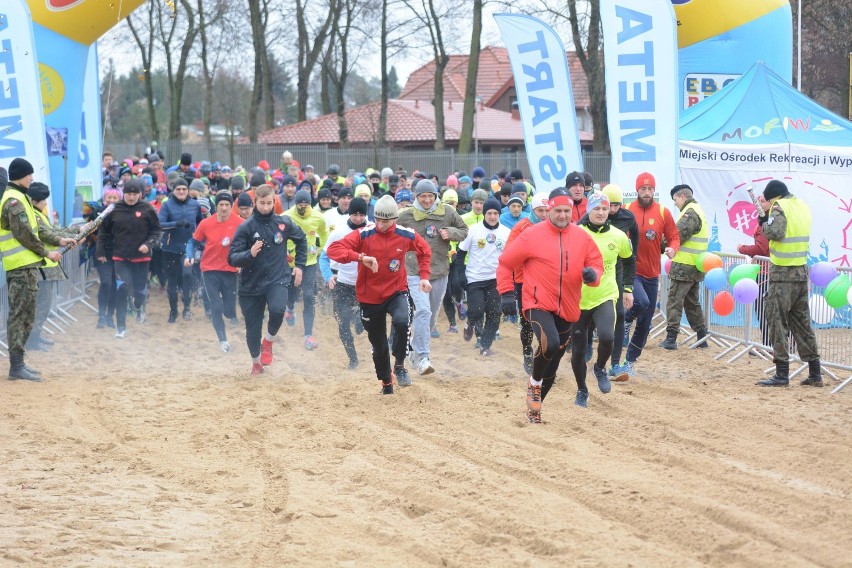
635, 172, 655, 190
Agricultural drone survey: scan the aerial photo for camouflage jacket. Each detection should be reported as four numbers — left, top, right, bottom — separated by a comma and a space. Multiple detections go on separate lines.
761, 196, 808, 282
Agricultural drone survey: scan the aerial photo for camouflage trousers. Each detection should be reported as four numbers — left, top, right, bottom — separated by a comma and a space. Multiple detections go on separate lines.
5, 268, 39, 356
766, 280, 819, 364
665, 279, 706, 334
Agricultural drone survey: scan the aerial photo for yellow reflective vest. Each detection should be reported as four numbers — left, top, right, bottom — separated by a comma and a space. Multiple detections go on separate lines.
768, 197, 811, 266
672, 201, 708, 266
0, 188, 43, 271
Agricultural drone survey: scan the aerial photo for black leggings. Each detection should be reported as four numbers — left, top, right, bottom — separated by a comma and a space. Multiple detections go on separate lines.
239, 284, 289, 359
442, 284, 457, 327
162, 251, 193, 313
517, 284, 533, 360
360, 292, 413, 382
571, 300, 616, 391
333, 281, 359, 364
115, 260, 150, 329
466, 279, 500, 350
202, 271, 237, 342
525, 308, 573, 402
95, 257, 116, 319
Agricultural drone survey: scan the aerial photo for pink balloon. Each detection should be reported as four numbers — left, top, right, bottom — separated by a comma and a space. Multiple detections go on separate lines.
665, 259, 672, 274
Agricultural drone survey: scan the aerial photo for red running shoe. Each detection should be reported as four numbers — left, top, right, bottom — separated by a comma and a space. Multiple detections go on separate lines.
251, 362, 264, 375
260, 338, 274, 366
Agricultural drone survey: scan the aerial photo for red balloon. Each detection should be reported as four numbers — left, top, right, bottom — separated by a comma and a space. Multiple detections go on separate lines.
713, 291, 735, 316
665, 259, 672, 274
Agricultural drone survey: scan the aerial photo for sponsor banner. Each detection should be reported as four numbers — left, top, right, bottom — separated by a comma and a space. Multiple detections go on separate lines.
679, 141, 852, 174
674, 0, 792, 108
29, 0, 145, 46
74, 43, 102, 221
0, 1, 51, 184
680, 167, 852, 268
494, 13, 583, 192
34, 23, 88, 224
601, 0, 679, 201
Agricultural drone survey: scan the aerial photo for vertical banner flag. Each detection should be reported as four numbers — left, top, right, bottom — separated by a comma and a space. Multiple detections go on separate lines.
674, 0, 792, 109
0, 1, 50, 185
494, 14, 582, 193
76, 43, 103, 219
601, 0, 679, 203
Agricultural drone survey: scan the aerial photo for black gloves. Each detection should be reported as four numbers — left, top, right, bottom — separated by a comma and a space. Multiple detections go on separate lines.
500, 292, 518, 316
177, 220, 192, 228
582, 267, 597, 284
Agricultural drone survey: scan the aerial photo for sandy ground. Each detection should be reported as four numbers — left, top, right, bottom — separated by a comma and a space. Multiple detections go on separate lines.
1, 286, 851, 567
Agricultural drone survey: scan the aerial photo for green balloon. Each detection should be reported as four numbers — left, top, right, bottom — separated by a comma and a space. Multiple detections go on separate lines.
695, 252, 709, 272
824, 275, 851, 309
728, 263, 760, 286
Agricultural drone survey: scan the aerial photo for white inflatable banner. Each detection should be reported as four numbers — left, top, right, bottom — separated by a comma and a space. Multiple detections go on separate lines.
0, 1, 50, 182
74, 43, 103, 220
495, 13, 583, 192
601, 0, 678, 198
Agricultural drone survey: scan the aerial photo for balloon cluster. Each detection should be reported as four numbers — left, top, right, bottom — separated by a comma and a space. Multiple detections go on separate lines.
698, 254, 762, 316
807, 262, 850, 324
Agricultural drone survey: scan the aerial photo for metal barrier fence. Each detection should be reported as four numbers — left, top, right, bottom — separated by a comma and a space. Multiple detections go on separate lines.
657, 253, 852, 392
105, 142, 614, 186
0, 246, 93, 357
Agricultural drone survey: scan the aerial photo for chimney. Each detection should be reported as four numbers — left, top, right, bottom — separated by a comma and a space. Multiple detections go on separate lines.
511, 101, 520, 120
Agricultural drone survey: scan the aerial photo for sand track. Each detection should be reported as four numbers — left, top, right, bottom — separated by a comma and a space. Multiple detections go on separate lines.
1, 291, 850, 566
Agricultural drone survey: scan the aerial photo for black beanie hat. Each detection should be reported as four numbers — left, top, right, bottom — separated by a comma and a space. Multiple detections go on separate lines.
8, 158, 34, 181
230, 176, 246, 190
763, 180, 789, 200
249, 172, 266, 188
27, 181, 50, 201
236, 192, 254, 208
317, 188, 331, 200
348, 197, 368, 216
483, 198, 502, 215
123, 179, 144, 194
294, 189, 312, 204
215, 190, 233, 205
180, 153, 192, 166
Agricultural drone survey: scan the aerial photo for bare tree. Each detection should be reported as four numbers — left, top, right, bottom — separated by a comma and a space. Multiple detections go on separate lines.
126, 0, 160, 143
196, 0, 231, 155
457, 0, 483, 154
247, 0, 272, 142
566, 0, 606, 151
295, 0, 337, 121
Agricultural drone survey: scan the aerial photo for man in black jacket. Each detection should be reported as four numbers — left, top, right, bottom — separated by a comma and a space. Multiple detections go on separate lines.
95, 179, 162, 338
228, 185, 307, 375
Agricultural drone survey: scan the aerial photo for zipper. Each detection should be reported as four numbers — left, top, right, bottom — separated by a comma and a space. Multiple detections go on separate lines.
557, 231, 563, 308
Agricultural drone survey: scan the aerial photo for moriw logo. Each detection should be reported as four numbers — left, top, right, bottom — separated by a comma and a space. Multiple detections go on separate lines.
721, 117, 844, 141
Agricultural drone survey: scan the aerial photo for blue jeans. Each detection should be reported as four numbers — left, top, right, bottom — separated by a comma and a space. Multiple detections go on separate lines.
407, 274, 448, 361
625, 275, 657, 363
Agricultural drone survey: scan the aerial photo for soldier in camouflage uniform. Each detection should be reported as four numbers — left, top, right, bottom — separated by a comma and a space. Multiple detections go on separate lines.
755, 180, 822, 387
0, 159, 74, 381
661, 185, 709, 350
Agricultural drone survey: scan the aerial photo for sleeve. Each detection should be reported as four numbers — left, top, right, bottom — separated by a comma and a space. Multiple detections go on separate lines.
36, 216, 64, 247
458, 225, 473, 252
228, 223, 255, 268
6, 202, 48, 257
628, 216, 639, 261
327, 226, 362, 264
317, 217, 329, 250
186, 219, 204, 258
676, 210, 701, 244
159, 202, 177, 230
762, 205, 787, 241
663, 208, 681, 251
618, 232, 636, 291
445, 209, 468, 242
411, 232, 432, 280
583, 234, 604, 287
287, 219, 308, 269
318, 250, 333, 282
145, 207, 162, 251
95, 217, 113, 258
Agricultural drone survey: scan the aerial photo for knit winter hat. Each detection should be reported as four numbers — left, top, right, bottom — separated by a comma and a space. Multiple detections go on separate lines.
373, 195, 399, 219
395, 189, 413, 204
472, 166, 486, 179
348, 197, 369, 216
471, 188, 488, 203
507, 195, 525, 208
635, 172, 655, 190
565, 171, 584, 187
230, 176, 246, 190
237, 192, 254, 208
294, 189, 312, 204
602, 184, 623, 204
189, 179, 206, 192
8, 158, 34, 180
215, 190, 233, 205
27, 181, 50, 201
415, 179, 439, 196
763, 180, 790, 201
587, 190, 610, 211
445, 175, 459, 188
249, 172, 266, 188
483, 198, 502, 215
441, 189, 458, 204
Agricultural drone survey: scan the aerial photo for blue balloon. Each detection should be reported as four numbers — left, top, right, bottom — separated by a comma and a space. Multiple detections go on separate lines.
704, 267, 727, 292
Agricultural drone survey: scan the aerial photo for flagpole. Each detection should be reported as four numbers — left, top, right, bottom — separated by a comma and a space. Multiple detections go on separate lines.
797, 0, 802, 91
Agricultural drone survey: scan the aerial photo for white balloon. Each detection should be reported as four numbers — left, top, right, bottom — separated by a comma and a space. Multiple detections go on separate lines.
809, 295, 835, 325
848, 284, 852, 307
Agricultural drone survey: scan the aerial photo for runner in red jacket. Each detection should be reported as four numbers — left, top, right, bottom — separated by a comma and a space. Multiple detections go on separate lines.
498, 188, 603, 423
327, 195, 432, 394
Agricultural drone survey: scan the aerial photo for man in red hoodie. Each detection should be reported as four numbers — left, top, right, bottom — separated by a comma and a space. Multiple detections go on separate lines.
327, 195, 432, 395
498, 188, 603, 423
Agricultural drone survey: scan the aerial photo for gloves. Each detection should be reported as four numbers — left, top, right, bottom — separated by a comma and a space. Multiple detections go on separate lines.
453, 262, 468, 294
500, 292, 518, 316
582, 267, 597, 284
177, 220, 192, 228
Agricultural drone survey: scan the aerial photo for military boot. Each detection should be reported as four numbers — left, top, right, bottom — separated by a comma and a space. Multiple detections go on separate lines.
8, 353, 43, 382
660, 330, 678, 350
801, 360, 824, 387
695, 327, 709, 348
757, 361, 789, 387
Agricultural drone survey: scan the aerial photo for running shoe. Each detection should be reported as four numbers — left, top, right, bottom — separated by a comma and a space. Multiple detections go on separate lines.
609, 364, 629, 382
251, 362, 264, 375
457, 302, 467, 321
136, 306, 146, 324
381, 380, 394, 395
285, 309, 296, 327
395, 366, 411, 387
480, 348, 494, 356
526, 378, 542, 413
105, 318, 115, 329
575, 389, 589, 408
260, 338, 274, 365
526, 408, 542, 424
594, 364, 612, 393
304, 335, 319, 350
430, 328, 440, 338
463, 322, 474, 342
417, 358, 434, 376
623, 360, 636, 377
347, 359, 359, 370
182, 308, 191, 321
447, 324, 458, 333
230, 317, 240, 327
115, 328, 126, 339
474, 338, 481, 349
168, 311, 177, 324
220, 340, 231, 353
96, 317, 107, 329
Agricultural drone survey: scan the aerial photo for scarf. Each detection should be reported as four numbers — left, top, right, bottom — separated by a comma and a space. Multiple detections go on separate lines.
411, 200, 443, 222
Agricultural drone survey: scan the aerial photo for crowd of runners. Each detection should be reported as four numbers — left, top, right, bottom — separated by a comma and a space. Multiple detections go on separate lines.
88, 149, 822, 423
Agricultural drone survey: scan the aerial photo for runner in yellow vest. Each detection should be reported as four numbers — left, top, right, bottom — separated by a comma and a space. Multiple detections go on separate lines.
755, 180, 823, 387
0, 159, 73, 381
661, 184, 709, 350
